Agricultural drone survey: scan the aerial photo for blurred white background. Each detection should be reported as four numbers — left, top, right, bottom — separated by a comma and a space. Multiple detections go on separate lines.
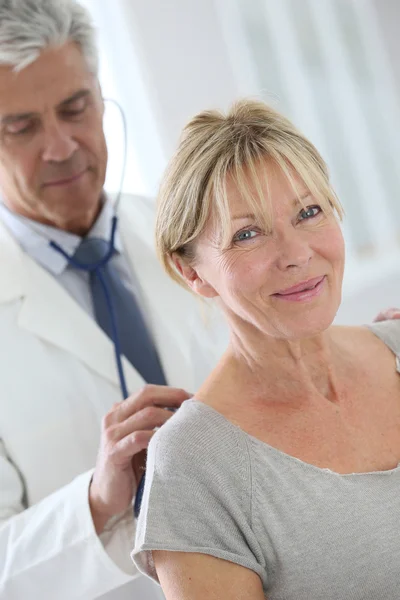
81, 0, 400, 326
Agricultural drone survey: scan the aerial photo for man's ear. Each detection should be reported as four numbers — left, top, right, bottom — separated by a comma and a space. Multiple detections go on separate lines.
172, 253, 218, 298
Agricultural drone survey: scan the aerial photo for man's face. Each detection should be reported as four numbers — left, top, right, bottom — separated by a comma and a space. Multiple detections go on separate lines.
0, 42, 108, 234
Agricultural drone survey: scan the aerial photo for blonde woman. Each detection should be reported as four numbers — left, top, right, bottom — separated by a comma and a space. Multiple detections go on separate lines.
132, 100, 400, 599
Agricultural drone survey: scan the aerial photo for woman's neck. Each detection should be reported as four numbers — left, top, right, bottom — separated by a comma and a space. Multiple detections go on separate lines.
199, 322, 351, 408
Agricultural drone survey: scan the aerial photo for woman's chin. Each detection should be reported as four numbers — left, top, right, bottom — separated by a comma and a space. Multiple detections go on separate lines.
293, 315, 336, 339
272, 306, 339, 340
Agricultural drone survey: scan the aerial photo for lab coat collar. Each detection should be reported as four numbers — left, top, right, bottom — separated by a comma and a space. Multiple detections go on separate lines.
0, 196, 122, 277
0, 196, 197, 393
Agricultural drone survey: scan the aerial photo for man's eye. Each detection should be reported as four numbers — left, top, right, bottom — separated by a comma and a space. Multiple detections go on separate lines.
298, 205, 322, 221
5, 121, 34, 135
234, 229, 259, 242
62, 97, 87, 117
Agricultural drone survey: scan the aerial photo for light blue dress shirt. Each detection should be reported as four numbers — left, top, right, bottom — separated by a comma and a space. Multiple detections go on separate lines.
0, 197, 144, 320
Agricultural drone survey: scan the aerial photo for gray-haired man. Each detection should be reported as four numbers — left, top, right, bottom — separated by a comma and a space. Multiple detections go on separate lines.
0, 1, 225, 599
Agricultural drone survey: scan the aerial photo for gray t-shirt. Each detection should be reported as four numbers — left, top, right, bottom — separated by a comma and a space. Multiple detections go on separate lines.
132, 320, 400, 599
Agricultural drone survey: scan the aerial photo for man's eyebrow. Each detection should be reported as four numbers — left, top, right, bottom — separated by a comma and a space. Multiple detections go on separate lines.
58, 89, 91, 108
0, 89, 92, 125
1, 112, 36, 125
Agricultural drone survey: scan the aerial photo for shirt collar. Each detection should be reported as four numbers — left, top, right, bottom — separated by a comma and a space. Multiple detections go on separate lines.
0, 195, 123, 276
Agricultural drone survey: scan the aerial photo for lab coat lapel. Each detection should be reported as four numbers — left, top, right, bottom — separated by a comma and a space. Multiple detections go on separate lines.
0, 220, 145, 394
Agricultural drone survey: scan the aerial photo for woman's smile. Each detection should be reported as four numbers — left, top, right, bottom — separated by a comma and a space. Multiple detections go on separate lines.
272, 275, 326, 303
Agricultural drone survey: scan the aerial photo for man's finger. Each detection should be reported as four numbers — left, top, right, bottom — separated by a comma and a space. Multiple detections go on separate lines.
112, 429, 155, 463
111, 385, 191, 423
110, 406, 175, 442
374, 307, 400, 322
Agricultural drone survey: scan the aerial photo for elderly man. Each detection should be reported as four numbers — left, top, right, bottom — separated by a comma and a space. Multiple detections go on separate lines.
0, 1, 226, 599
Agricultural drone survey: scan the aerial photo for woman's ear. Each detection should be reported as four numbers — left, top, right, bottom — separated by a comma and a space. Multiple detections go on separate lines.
172, 253, 218, 298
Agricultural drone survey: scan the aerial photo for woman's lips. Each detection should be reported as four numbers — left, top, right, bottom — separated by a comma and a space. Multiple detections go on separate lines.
272, 276, 326, 302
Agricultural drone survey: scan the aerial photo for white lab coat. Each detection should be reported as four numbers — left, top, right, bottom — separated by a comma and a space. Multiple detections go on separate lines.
0, 194, 227, 600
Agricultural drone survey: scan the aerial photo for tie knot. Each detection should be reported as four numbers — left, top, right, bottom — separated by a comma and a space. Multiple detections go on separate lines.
73, 237, 111, 268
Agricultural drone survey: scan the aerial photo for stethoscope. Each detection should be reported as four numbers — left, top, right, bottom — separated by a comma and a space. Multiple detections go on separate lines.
49, 99, 148, 516
50, 214, 129, 397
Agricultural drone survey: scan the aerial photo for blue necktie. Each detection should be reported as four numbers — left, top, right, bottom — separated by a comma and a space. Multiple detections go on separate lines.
51, 222, 160, 518
72, 237, 167, 389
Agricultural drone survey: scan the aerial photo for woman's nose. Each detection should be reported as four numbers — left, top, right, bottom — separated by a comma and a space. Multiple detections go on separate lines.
275, 230, 313, 270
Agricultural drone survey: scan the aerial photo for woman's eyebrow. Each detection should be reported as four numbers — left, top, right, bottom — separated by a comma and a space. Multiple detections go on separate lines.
292, 192, 312, 206
232, 212, 256, 221
231, 193, 312, 221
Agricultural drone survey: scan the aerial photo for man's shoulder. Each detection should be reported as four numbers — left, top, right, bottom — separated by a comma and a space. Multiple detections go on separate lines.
0, 219, 26, 301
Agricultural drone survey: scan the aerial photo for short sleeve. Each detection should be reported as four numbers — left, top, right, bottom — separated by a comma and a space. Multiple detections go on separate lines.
131, 400, 267, 586
366, 319, 400, 372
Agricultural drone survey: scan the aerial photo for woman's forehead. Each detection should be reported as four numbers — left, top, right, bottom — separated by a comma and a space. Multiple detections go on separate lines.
224, 163, 309, 213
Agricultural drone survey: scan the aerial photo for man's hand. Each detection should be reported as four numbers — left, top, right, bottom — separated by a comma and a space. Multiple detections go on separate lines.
89, 385, 191, 533
374, 307, 400, 322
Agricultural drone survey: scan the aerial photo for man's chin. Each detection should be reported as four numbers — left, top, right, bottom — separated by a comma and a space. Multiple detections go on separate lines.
39, 199, 102, 235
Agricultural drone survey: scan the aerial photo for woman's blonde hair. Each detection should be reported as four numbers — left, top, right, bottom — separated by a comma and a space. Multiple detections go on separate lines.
156, 99, 343, 288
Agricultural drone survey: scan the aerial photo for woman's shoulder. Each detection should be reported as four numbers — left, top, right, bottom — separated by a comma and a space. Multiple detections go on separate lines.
331, 320, 400, 369
153, 398, 230, 443
344, 320, 399, 353
149, 399, 249, 473
364, 319, 400, 356
333, 320, 400, 347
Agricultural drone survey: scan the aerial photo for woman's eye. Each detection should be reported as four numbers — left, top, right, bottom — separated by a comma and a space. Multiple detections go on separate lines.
298, 205, 322, 221
234, 229, 259, 242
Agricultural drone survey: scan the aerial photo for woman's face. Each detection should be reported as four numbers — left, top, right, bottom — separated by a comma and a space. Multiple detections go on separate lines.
181, 161, 345, 340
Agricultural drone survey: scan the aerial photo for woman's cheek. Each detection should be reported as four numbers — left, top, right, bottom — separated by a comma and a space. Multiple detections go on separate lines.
230, 248, 273, 290
314, 221, 344, 256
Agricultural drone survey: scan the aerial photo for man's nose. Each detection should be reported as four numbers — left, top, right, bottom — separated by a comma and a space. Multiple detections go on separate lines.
41, 122, 79, 163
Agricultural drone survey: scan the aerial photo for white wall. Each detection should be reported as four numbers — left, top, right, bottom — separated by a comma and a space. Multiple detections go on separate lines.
374, 0, 400, 98
119, 0, 240, 158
